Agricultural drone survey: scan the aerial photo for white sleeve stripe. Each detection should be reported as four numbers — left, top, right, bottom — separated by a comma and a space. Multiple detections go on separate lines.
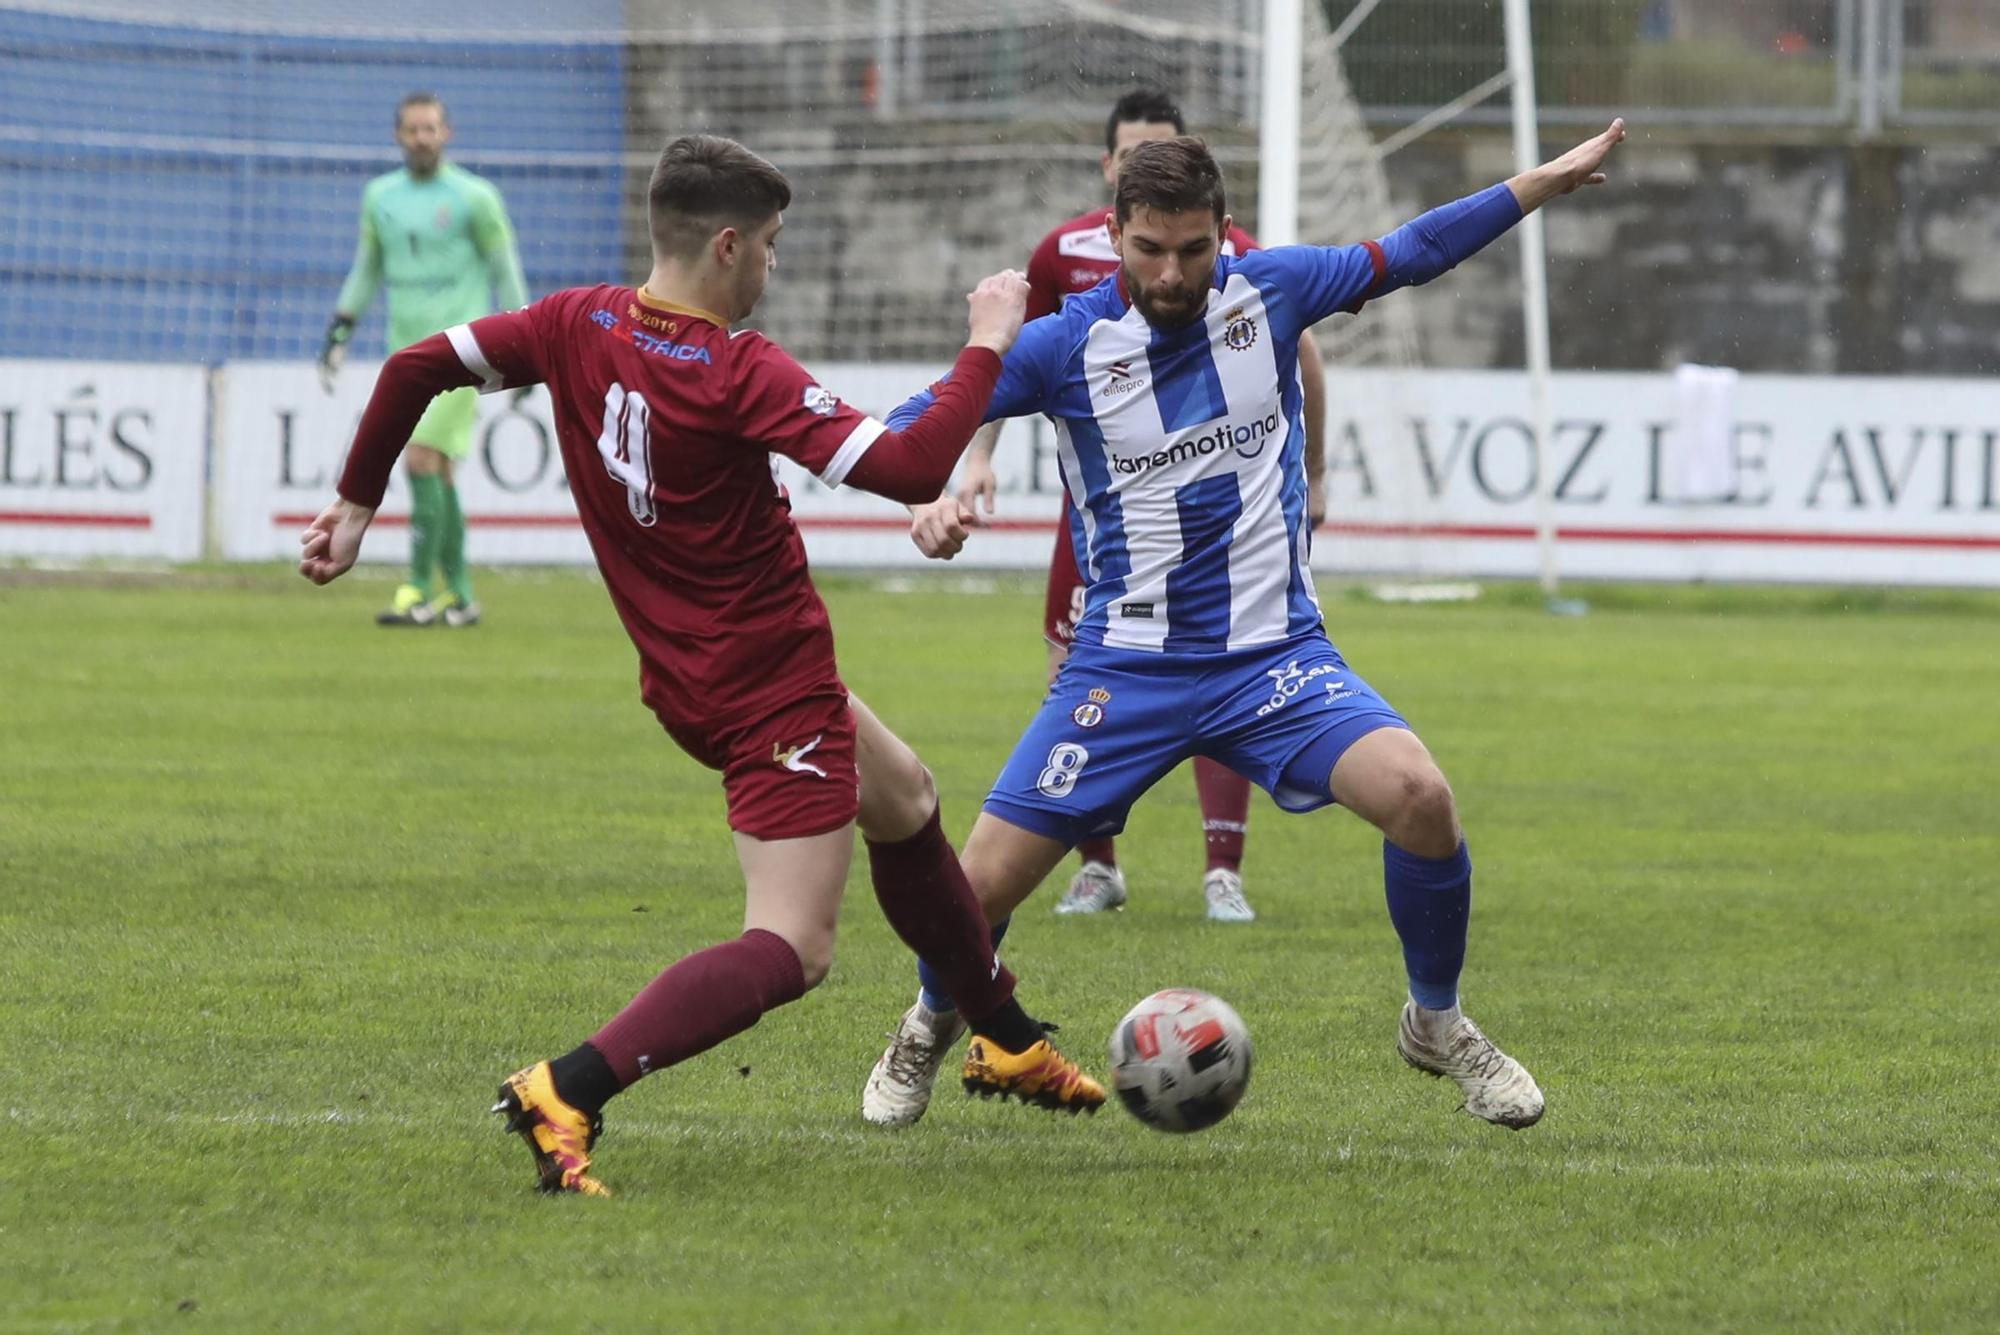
445, 323, 504, 394
817, 416, 888, 489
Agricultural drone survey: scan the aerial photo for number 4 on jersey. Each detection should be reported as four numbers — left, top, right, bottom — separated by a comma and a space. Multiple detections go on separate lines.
598, 381, 658, 527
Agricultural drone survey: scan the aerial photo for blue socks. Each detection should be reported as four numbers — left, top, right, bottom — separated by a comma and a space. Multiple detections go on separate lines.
915, 844, 1465, 1015
916, 916, 1011, 1014
1383, 840, 1471, 1011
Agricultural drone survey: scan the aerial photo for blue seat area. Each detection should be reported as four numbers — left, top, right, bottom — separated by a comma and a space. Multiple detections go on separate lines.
0, 9, 627, 362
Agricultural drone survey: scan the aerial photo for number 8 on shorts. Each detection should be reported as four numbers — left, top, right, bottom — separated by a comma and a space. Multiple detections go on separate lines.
1037, 742, 1090, 798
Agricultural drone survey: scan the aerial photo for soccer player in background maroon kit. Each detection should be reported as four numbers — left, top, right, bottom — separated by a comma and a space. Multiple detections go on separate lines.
915, 90, 1328, 926
298, 134, 1105, 1197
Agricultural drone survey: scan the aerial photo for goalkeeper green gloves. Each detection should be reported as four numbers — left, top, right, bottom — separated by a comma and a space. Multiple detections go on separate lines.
317, 313, 356, 394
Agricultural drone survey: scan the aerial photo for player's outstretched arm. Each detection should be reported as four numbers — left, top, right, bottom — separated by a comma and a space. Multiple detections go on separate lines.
1295, 118, 1628, 322
907, 418, 1002, 562
840, 271, 1031, 505
1506, 118, 1627, 214
298, 325, 514, 583
330, 333, 488, 508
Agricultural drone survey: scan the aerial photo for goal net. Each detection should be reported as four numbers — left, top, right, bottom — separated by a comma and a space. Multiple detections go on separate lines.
5, 0, 1480, 575
0, 0, 1414, 369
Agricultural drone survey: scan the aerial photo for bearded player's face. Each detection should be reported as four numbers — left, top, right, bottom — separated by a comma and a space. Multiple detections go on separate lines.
1112, 205, 1225, 330
395, 103, 449, 177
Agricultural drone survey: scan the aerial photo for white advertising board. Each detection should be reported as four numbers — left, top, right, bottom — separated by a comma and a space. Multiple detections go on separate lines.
1318, 369, 2000, 586
0, 361, 208, 561
212, 358, 1067, 569
207, 360, 2000, 587
216, 363, 585, 564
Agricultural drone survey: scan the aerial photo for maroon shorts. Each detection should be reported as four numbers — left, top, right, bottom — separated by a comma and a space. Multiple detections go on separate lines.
1043, 495, 1086, 648
655, 690, 860, 841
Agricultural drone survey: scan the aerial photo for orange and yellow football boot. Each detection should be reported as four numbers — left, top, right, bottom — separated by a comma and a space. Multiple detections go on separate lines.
492, 1061, 611, 1197
961, 1034, 1106, 1115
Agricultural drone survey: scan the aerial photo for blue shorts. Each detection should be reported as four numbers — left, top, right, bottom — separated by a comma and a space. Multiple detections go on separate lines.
983, 630, 1408, 845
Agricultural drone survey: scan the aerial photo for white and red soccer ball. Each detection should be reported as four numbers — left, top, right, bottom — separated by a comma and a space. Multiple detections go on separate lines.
1108, 989, 1252, 1133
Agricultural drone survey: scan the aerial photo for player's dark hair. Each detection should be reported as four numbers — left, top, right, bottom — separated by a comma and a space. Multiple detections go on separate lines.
396, 92, 447, 127
1104, 88, 1185, 154
648, 135, 793, 261
1114, 137, 1226, 224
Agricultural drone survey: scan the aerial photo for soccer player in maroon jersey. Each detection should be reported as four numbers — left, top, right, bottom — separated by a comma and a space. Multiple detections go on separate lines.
916, 90, 1327, 925
297, 134, 1105, 1197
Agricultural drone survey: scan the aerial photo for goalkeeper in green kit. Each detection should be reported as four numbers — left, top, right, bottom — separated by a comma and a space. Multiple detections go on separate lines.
319, 92, 529, 627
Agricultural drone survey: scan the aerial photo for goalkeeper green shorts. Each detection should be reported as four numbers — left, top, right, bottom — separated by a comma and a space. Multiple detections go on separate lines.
411, 384, 479, 460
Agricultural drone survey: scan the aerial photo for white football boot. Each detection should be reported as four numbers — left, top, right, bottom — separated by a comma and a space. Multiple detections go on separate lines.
861, 997, 968, 1127
1053, 861, 1128, 915
1202, 868, 1256, 923
1396, 998, 1545, 1129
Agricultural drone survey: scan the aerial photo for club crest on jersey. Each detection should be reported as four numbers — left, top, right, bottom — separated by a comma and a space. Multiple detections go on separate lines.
802, 385, 839, 417
1071, 703, 1104, 729
1101, 361, 1145, 398
1223, 307, 1259, 352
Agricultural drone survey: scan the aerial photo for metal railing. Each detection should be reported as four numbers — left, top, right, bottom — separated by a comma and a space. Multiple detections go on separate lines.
1332, 0, 2000, 133
1885, 0, 2000, 126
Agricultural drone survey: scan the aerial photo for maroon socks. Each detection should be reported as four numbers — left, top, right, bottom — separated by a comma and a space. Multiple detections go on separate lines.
865, 807, 1030, 1040
553, 806, 1045, 1111
1075, 836, 1116, 868
586, 927, 807, 1088
1194, 757, 1251, 873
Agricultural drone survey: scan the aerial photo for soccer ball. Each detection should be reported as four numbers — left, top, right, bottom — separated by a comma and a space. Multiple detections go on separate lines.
1108, 988, 1252, 1133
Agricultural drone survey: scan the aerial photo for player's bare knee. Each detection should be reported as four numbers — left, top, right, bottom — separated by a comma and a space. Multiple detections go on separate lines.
963, 852, 1038, 922
858, 757, 937, 844
794, 937, 834, 991
957, 854, 1009, 924
1393, 767, 1460, 857
763, 916, 836, 990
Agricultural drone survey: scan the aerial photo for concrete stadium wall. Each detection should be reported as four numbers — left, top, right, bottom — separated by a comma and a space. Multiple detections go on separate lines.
1385, 130, 2000, 378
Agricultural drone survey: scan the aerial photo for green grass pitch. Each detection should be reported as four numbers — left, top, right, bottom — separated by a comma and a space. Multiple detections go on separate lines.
3, 566, 1996, 1331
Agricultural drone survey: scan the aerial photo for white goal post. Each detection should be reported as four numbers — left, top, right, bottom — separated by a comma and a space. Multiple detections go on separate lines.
1262, 0, 1560, 596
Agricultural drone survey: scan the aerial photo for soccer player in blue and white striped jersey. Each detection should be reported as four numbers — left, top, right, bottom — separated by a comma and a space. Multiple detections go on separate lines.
863, 120, 1626, 1130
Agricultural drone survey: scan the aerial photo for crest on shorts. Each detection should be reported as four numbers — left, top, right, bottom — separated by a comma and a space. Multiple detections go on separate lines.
1223, 307, 1258, 352
1071, 703, 1104, 729
1087, 687, 1112, 705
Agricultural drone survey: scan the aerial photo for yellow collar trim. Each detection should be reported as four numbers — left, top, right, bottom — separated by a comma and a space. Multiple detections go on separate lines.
636, 286, 727, 327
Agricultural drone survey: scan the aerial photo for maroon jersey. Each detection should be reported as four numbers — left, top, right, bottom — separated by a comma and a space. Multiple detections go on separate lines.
336, 285, 999, 732
1024, 207, 1260, 319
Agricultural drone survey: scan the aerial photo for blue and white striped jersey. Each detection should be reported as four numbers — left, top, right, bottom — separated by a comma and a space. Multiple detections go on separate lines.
892, 183, 1523, 657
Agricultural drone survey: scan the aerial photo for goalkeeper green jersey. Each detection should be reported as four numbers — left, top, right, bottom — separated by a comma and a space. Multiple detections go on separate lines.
335, 162, 529, 352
